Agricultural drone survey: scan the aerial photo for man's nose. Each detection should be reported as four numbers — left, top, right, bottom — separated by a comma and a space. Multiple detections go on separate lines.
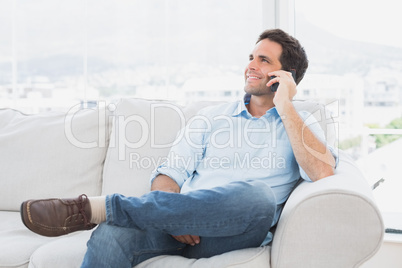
247, 59, 258, 71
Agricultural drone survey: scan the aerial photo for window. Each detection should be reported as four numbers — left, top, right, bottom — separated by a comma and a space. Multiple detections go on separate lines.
295, 0, 402, 225
0, 0, 266, 114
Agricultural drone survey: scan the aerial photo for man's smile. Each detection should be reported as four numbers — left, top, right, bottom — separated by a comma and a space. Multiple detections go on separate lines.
246, 73, 264, 81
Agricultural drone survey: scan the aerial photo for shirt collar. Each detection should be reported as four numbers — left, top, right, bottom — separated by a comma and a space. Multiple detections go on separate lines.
232, 93, 279, 119
231, 94, 251, 118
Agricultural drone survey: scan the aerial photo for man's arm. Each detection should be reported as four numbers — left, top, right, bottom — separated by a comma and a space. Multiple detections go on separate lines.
277, 101, 335, 181
268, 70, 336, 181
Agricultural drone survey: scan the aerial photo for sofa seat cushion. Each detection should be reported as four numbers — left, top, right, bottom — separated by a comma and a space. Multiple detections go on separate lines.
136, 246, 271, 268
0, 107, 110, 211
0, 211, 59, 268
28, 231, 93, 268
26, 229, 270, 268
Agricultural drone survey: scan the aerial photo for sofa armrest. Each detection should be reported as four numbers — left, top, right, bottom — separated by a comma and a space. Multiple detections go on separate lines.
271, 150, 384, 268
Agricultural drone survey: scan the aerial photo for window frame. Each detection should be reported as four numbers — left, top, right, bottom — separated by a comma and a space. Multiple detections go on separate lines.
291, 0, 402, 241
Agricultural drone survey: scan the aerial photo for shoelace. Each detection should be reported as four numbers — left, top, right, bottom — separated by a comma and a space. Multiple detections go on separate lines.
66, 194, 92, 227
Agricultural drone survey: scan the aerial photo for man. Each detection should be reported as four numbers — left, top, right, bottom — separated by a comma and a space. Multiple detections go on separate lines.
21, 29, 336, 267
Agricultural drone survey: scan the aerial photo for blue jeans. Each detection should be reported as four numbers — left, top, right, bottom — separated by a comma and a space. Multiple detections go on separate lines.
81, 180, 276, 268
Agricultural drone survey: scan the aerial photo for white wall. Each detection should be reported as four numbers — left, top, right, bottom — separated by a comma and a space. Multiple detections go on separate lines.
361, 235, 402, 268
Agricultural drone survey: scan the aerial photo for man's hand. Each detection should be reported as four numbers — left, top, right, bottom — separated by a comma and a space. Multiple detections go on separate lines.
266, 70, 297, 115
151, 174, 180, 193
172, 234, 200, 246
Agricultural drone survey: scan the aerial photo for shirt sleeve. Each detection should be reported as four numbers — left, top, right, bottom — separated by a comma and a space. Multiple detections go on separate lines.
297, 110, 339, 182
149, 112, 210, 188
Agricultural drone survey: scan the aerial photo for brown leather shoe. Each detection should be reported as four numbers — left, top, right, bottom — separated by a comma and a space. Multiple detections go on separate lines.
20, 194, 97, 237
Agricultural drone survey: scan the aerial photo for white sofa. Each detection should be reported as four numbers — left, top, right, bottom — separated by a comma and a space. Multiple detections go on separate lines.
0, 98, 384, 268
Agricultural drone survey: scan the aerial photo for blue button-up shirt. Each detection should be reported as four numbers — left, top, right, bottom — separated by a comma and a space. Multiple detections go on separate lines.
151, 94, 334, 245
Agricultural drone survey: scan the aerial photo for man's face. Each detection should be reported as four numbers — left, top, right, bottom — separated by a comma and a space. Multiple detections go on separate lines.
244, 39, 282, 96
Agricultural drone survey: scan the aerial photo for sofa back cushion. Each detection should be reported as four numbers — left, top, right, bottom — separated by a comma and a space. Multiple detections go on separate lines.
102, 98, 218, 196
0, 106, 110, 211
293, 100, 337, 149
101, 98, 336, 197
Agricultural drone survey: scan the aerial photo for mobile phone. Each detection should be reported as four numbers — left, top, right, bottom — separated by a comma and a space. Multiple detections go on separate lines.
270, 69, 296, 92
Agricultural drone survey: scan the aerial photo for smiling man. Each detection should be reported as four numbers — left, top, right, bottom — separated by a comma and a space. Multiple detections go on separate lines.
21, 29, 337, 267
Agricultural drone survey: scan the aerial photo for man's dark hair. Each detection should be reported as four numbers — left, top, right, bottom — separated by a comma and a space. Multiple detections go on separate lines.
257, 29, 308, 85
